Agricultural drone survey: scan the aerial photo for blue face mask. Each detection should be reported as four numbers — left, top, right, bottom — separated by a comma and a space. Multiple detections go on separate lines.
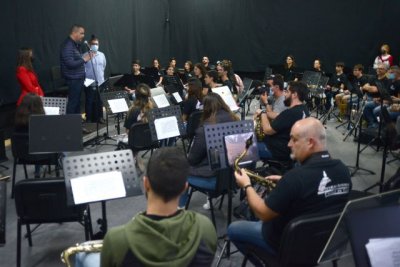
388, 73, 395, 80
90, 45, 99, 52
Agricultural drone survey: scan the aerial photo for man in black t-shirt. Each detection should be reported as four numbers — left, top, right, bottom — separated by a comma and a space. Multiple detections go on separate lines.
257, 81, 310, 160
228, 118, 352, 264
325, 62, 347, 110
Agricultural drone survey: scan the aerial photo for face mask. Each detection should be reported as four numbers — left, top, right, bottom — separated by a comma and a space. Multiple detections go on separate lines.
388, 73, 395, 80
90, 45, 99, 52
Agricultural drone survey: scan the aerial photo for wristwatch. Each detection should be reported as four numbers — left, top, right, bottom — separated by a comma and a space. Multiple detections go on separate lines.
244, 184, 252, 191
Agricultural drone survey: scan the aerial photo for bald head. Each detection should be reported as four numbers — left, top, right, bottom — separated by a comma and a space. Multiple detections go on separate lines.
288, 118, 327, 162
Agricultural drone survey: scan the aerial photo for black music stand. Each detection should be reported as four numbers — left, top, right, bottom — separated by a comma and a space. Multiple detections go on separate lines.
99, 75, 124, 92
148, 105, 186, 141
100, 90, 131, 135
29, 114, 83, 153
238, 78, 254, 120
203, 120, 255, 265
342, 81, 364, 141
0, 180, 6, 246
63, 149, 142, 238
42, 96, 68, 115
318, 189, 400, 266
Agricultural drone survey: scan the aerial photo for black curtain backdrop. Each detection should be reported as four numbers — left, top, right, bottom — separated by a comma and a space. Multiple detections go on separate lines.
1, 0, 400, 104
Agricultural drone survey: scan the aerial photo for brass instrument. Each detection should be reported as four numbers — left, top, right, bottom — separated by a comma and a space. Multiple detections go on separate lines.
234, 135, 276, 192
61, 240, 103, 267
254, 114, 265, 141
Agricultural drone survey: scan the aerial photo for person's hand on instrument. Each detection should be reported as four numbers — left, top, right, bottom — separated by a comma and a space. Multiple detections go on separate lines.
266, 175, 282, 182
234, 168, 251, 188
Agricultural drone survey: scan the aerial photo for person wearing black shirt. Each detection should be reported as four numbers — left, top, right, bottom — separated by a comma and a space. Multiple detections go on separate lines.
162, 66, 184, 97
325, 62, 347, 111
202, 56, 215, 71
182, 78, 203, 122
362, 63, 390, 128
312, 58, 325, 76
182, 60, 194, 85
193, 63, 207, 89
256, 81, 310, 161
228, 118, 352, 264
283, 55, 298, 82
146, 58, 163, 87
204, 70, 221, 95
217, 62, 235, 94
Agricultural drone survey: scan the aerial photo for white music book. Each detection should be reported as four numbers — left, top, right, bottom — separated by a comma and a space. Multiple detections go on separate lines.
172, 92, 183, 103
70, 171, 126, 204
108, 98, 129, 113
212, 86, 239, 111
44, 106, 60, 115
84, 78, 95, 87
154, 116, 180, 140
153, 94, 170, 108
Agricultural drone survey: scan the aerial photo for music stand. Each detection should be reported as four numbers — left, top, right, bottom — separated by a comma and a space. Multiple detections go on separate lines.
63, 149, 142, 237
212, 86, 240, 112
99, 75, 124, 92
100, 90, 131, 135
204, 120, 254, 264
42, 97, 68, 115
148, 106, 186, 142
29, 114, 83, 153
318, 189, 400, 265
0, 181, 6, 246
237, 79, 255, 120
302, 71, 322, 89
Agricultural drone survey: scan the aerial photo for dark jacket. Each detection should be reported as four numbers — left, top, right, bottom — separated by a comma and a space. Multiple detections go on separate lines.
60, 37, 85, 80
188, 109, 235, 177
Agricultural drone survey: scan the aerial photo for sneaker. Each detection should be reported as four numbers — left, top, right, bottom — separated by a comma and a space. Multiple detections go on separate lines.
203, 196, 222, 210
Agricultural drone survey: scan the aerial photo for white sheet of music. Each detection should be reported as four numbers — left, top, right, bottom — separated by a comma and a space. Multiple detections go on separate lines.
366, 238, 400, 267
44, 106, 60, 115
212, 86, 239, 111
154, 116, 180, 140
84, 78, 95, 87
172, 92, 183, 103
153, 94, 170, 108
70, 171, 126, 204
108, 98, 129, 113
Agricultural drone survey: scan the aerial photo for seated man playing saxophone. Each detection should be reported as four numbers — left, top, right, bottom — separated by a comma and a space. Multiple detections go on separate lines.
228, 118, 352, 264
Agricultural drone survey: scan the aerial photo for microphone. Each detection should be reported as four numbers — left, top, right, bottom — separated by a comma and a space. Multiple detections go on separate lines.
83, 40, 91, 50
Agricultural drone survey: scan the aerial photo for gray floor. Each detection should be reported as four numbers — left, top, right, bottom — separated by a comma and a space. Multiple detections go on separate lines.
0, 101, 399, 267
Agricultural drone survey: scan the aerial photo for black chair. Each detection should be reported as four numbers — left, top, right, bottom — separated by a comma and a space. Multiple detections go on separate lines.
128, 122, 159, 156
11, 131, 59, 198
14, 178, 92, 267
242, 212, 341, 267
183, 110, 203, 152
50, 66, 69, 96
185, 169, 231, 227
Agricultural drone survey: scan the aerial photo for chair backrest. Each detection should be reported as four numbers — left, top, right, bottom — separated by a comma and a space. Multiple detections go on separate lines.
128, 122, 158, 152
381, 106, 399, 150
278, 212, 341, 267
186, 110, 203, 139
11, 131, 54, 163
14, 178, 86, 224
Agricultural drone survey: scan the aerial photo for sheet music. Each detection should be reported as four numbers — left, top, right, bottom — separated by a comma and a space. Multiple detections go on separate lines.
366, 238, 400, 267
172, 92, 183, 103
108, 98, 129, 113
212, 86, 239, 111
44, 106, 60, 115
154, 116, 180, 140
153, 94, 170, 108
70, 171, 126, 204
84, 78, 95, 87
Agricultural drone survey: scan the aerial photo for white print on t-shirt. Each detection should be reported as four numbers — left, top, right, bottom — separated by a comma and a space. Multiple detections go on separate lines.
317, 171, 350, 198
302, 111, 307, 119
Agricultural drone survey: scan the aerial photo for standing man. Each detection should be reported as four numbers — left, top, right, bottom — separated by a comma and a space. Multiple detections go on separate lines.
60, 24, 91, 114
84, 35, 106, 123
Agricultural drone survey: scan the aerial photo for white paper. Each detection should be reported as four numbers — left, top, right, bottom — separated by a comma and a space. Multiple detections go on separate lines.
212, 86, 239, 111
366, 237, 400, 267
84, 78, 95, 87
44, 106, 60, 115
172, 92, 183, 103
108, 98, 129, 113
154, 116, 180, 140
153, 94, 170, 108
70, 171, 126, 204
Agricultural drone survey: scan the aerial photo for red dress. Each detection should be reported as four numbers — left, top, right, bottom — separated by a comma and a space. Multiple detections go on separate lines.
16, 66, 44, 106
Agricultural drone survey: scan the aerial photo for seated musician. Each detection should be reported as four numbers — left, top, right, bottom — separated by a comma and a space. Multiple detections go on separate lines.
123, 83, 153, 133
123, 60, 145, 95
362, 63, 390, 128
255, 74, 287, 121
193, 63, 207, 89
162, 66, 185, 97
204, 70, 221, 95
202, 56, 215, 71
256, 81, 310, 160
373, 65, 400, 122
335, 64, 366, 118
147, 58, 163, 87
182, 78, 203, 122
228, 117, 352, 265
312, 58, 325, 76
182, 60, 194, 85
216, 60, 238, 95
283, 55, 298, 82
101, 147, 217, 267
325, 62, 347, 111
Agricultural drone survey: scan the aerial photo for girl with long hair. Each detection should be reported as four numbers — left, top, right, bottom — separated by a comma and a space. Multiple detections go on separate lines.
124, 83, 154, 132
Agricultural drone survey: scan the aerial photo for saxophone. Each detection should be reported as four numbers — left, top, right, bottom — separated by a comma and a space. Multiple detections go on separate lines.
234, 135, 276, 192
61, 240, 103, 267
255, 114, 265, 141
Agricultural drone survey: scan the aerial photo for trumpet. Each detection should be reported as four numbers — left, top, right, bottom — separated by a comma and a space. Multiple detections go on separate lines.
61, 240, 103, 267
234, 135, 276, 192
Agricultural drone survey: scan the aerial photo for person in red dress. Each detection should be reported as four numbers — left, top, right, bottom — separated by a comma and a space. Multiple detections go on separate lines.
16, 47, 44, 106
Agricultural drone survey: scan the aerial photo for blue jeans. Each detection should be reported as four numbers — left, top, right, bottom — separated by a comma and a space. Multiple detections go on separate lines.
373, 105, 400, 121
84, 86, 103, 122
179, 176, 217, 207
66, 79, 84, 114
228, 220, 277, 262
363, 101, 379, 127
257, 142, 273, 160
